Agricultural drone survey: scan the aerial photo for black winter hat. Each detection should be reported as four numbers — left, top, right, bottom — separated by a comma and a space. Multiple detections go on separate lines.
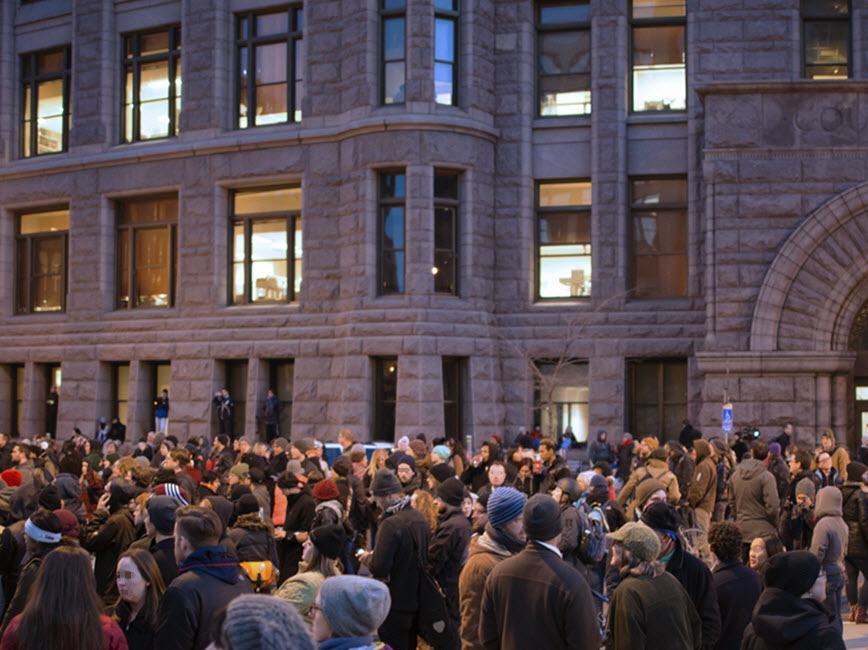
236, 493, 261, 517
523, 493, 563, 541
248, 467, 266, 485
437, 477, 465, 507
230, 484, 252, 502
147, 495, 184, 536
640, 501, 681, 532
847, 461, 868, 482
428, 463, 455, 484
370, 468, 403, 496
310, 523, 347, 560
763, 550, 821, 596
38, 485, 62, 511
277, 471, 304, 490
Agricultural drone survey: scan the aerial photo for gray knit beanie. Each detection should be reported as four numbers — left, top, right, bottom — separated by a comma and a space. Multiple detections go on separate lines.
221, 594, 314, 650
319, 575, 392, 638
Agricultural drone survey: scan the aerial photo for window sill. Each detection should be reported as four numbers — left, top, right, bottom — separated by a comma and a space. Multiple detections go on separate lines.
533, 115, 592, 129
627, 112, 687, 126
532, 298, 592, 307
624, 296, 691, 308
219, 302, 300, 312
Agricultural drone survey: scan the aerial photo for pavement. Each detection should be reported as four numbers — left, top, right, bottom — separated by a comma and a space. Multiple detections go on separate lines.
846, 621, 868, 649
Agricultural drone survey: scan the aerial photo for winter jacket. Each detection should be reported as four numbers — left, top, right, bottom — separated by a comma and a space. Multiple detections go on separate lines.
607, 571, 701, 650
278, 491, 316, 580
665, 541, 721, 650
1, 614, 128, 650
154, 545, 253, 650
0, 550, 51, 633
149, 536, 180, 587
82, 508, 136, 603
616, 441, 634, 482
741, 587, 845, 650
841, 483, 868, 558
668, 442, 695, 499
687, 440, 717, 514
228, 513, 278, 564
113, 599, 155, 650
538, 455, 572, 495
728, 458, 780, 543
617, 457, 681, 508
765, 456, 790, 502
711, 560, 761, 650
275, 569, 327, 632
479, 542, 600, 650
814, 468, 843, 488
459, 532, 513, 650
427, 510, 471, 601
557, 504, 582, 568
810, 486, 849, 577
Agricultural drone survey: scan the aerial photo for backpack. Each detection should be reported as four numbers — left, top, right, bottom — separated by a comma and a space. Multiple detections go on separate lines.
577, 502, 610, 564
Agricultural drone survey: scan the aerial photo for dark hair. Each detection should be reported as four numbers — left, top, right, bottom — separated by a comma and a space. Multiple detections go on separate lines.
151, 468, 179, 487
751, 440, 770, 461
539, 439, 556, 453
175, 505, 222, 548
201, 470, 220, 484
113, 548, 166, 628
794, 450, 813, 472
708, 521, 743, 563
16, 546, 105, 650
755, 534, 785, 563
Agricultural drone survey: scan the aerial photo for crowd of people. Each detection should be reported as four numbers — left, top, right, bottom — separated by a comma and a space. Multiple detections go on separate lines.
0, 420, 859, 649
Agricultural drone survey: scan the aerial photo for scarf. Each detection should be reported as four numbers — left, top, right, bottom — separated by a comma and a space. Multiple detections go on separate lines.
385, 496, 411, 515
484, 522, 526, 554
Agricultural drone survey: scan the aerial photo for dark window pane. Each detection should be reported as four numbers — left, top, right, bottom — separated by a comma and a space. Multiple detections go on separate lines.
633, 26, 685, 66
539, 212, 590, 244
803, 0, 849, 15
255, 84, 288, 124
257, 12, 289, 36
141, 31, 170, 56
380, 173, 405, 198
382, 207, 404, 249
434, 251, 454, 293
434, 173, 458, 200
257, 43, 287, 83
435, 0, 458, 10
383, 0, 406, 8
15, 240, 27, 313
539, 31, 590, 75
435, 207, 454, 249
805, 21, 849, 65
381, 251, 404, 293
540, 3, 590, 23
632, 178, 688, 205
37, 50, 65, 73
384, 18, 405, 62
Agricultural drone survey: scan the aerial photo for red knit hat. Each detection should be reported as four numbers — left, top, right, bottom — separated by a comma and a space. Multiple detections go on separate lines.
311, 478, 340, 501
1, 469, 22, 488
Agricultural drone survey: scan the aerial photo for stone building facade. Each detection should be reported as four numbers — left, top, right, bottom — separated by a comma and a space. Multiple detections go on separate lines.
0, 0, 865, 452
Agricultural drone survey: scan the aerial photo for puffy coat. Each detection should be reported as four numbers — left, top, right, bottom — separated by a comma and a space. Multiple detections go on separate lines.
841, 482, 868, 558
741, 587, 845, 650
459, 532, 513, 650
228, 513, 278, 564
617, 457, 681, 508
728, 458, 780, 543
687, 440, 716, 513
810, 486, 849, 577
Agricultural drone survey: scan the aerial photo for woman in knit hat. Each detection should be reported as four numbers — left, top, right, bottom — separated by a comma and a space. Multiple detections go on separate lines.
210, 593, 315, 650
312, 575, 392, 650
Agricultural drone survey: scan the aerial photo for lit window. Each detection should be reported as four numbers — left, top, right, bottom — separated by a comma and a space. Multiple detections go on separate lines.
631, 0, 686, 112
237, 7, 304, 127
537, 180, 592, 299
381, 0, 406, 104
434, 171, 458, 295
16, 208, 69, 313
534, 361, 589, 444
537, 2, 590, 116
379, 171, 405, 295
123, 28, 181, 142
435, 0, 458, 105
21, 47, 70, 157
630, 178, 687, 298
117, 197, 178, 309
803, 0, 850, 79
231, 187, 302, 304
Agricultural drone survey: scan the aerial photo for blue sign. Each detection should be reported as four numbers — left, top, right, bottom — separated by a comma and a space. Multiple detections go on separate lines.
722, 403, 733, 433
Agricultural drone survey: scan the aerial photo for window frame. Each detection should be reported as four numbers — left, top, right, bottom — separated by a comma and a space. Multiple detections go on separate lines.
380, 0, 407, 105
536, 1, 591, 117
628, 175, 688, 299
121, 25, 182, 143
15, 208, 69, 315
378, 170, 406, 296
442, 356, 465, 441
801, 0, 851, 79
373, 356, 398, 442
229, 187, 302, 305
115, 196, 178, 310
433, 169, 459, 296
627, 358, 688, 443
628, 1, 686, 114
20, 46, 71, 157
236, 6, 304, 129
434, 0, 459, 106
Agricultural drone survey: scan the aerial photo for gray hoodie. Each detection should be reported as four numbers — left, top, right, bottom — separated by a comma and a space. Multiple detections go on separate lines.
811, 486, 849, 576
728, 457, 780, 542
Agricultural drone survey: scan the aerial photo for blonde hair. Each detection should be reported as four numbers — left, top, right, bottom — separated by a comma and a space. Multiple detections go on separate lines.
365, 449, 389, 478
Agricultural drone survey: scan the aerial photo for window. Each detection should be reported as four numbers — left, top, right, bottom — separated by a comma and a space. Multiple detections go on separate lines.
630, 177, 687, 298
434, 171, 458, 295
225, 360, 248, 438
435, 0, 458, 105
442, 357, 465, 441
803, 0, 850, 79
148, 362, 171, 430
628, 358, 687, 442
374, 357, 398, 441
122, 28, 181, 142
21, 47, 70, 157
631, 0, 685, 112
378, 171, 405, 295
14, 365, 24, 437
537, 2, 590, 116
112, 363, 130, 426
381, 0, 406, 104
231, 187, 302, 304
16, 208, 68, 314
534, 361, 589, 443
537, 180, 591, 299
268, 359, 294, 438
116, 197, 178, 309
237, 7, 304, 128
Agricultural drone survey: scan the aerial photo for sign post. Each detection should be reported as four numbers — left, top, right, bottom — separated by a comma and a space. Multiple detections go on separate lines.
722, 402, 733, 442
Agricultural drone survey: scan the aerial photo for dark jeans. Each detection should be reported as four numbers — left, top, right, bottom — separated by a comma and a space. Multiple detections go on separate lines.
826, 571, 844, 634
845, 556, 868, 607
379, 610, 418, 650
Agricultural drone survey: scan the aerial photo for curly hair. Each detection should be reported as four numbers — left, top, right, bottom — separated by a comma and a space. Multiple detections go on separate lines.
708, 520, 743, 563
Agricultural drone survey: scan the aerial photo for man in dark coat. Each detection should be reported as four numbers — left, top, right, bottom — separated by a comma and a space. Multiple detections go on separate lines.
535, 438, 572, 495
641, 502, 721, 650
479, 493, 601, 650
145, 494, 184, 587
154, 505, 253, 650
275, 471, 315, 581
708, 520, 761, 650
359, 468, 431, 650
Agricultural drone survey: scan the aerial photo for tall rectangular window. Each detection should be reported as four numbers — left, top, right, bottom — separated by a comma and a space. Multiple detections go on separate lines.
537, 2, 590, 116
534, 361, 589, 443
629, 358, 687, 442
112, 362, 130, 426
21, 47, 70, 157
537, 180, 592, 299
442, 357, 465, 441
631, 0, 686, 112
225, 360, 248, 439
434, 171, 458, 295
268, 359, 294, 438
374, 357, 398, 441
231, 187, 302, 304
381, 0, 406, 104
16, 208, 69, 314
434, 0, 458, 105
237, 7, 304, 128
630, 177, 687, 298
122, 27, 181, 142
803, 0, 850, 79
116, 197, 178, 309
14, 365, 24, 437
378, 171, 405, 295
149, 362, 171, 430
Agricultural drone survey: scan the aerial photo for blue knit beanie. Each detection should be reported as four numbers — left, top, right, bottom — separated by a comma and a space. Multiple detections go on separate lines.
487, 487, 527, 528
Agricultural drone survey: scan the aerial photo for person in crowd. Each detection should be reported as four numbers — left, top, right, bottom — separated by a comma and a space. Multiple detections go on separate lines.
275, 471, 316, 581
814, 451, 843, 488
626, 478, 668, 522
534, 438, 571, 495
765, 442, 790, 502
459, 487, 526, 650
476, 461, 508, 505
311, 576, 392, 650
208, 435, 234, 477
263, 389, 281, 442
842, 462, 868, 623
512, 458, 535, 497
412, 489, 439, 533
0, 546, 127, 650
741, 550, 845, 650
617, 447, 681, 509
358, 468, 430, 650
363, 449, 389, 491
551, 477, 582, 568
395, 456, 421, 496
640, 501, 721, 650
479, 494, 600, 650
785, 450, 819, 504
728, 440, 780, 562
819, 429, 850, 479
606, 521, 701, 650
228, 494, 278, 570
666, 440, 695, 499
588, 430, 615, 466
710, 438, 735, 522
810, 485, 848, 633
780, 477, 816, 551
154, 505, 253, 650
275, 523, 345, 632
461, 442, 497, 493
708, 521, 761, 650
142, 494, 183, 587
113, 548, 166, 650
748, 534, 785, 575
154, 389, 170, 434
209, 593, 315, 650
213, 389, 234, 439
687, 439, 717, 563
446, 438, 466, 478
616, 432, 635, 483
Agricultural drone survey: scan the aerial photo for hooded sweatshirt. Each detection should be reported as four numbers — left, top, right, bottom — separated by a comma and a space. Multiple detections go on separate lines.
728, 458, 780, 542
741, 587, 845, 650
810, 486, 849, 576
